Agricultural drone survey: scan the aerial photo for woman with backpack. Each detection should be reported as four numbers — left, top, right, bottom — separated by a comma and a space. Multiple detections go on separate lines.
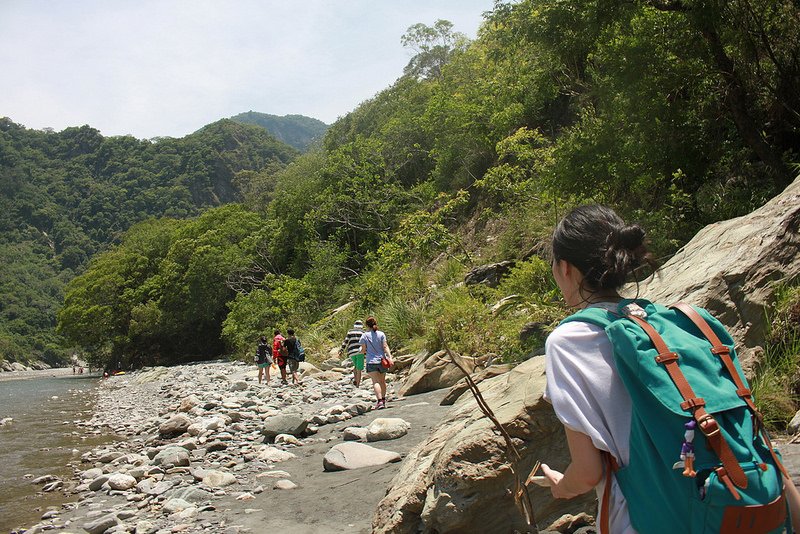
359, 316, 393, 409
282, 329, 303, 385
540, 205, 800, 533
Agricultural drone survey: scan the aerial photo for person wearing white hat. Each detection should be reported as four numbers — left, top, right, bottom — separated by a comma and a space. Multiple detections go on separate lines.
340, 320, 365, 386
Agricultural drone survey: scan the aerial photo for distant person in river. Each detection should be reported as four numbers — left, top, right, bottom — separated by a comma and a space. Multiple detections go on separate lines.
282, 329, 303, 385
273, 330, 287, 385
359, 316, 393, 409
340, 320, 365, 387
256, 335, 272, 385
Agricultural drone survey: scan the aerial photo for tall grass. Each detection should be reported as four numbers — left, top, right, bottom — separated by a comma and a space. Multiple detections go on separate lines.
751, 284, 800, 431
376, 296, 426, 347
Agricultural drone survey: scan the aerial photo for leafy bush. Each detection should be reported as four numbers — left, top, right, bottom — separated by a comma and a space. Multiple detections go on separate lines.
496, 257, 558, 301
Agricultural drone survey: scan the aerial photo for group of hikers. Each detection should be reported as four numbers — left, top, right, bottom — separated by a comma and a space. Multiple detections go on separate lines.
247, 204, 800, 531
253, 316, 393, 409
254, 329, 304, 386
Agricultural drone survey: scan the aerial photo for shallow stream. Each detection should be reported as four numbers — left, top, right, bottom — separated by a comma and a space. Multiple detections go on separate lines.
0, 373, 116, 532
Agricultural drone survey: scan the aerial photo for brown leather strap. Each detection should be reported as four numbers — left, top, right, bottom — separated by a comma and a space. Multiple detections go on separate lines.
671, 303, 759, 415
628, 314, 749, 490
720, 490, 788, 533
600, 452, 617, 534
671, 302, 791, 480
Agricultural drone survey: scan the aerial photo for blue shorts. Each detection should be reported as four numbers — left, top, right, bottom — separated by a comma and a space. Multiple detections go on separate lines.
366, 363, 388, 374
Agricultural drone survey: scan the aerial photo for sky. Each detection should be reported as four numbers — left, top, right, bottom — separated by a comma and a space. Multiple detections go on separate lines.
0, 0, 495, 139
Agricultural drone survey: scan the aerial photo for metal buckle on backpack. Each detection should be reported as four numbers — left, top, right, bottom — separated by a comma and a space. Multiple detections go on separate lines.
698, 415, 721, 437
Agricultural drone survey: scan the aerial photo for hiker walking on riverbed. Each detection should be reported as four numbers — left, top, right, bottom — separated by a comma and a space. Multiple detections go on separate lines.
282, 329, 304, 385
272, 330, 287, 385
341, 320, 365, 387
359, 316, 393, 409
256, 336, 272, 385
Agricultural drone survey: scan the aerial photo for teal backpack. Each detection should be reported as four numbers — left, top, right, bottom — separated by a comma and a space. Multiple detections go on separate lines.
563, 299, 790, 534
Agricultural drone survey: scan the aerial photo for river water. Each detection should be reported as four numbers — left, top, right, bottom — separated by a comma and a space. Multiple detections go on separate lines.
0, 373, 117, 532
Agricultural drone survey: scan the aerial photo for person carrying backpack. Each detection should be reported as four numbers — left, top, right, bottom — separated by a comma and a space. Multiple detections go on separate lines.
283, 329, 304, 385
272, 330, 287, 385
540, 204, 800, 533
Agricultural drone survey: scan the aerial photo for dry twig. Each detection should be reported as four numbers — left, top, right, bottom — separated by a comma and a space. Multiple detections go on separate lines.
441, 338, 537, 530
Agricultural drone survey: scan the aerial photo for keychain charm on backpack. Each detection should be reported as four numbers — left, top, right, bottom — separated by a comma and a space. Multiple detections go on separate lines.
672, 420, 697, 477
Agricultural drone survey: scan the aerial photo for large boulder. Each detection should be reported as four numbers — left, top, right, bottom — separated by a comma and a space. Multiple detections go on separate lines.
627, 175, 800, 373
399, 350, 484, 397
372, 357, 594, 534
440, 363, 513, 406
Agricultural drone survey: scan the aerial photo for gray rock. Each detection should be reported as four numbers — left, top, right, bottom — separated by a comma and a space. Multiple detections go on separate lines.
273, 479, 298, 490
31, 474, 60, 485
256, 446, 297, 463
261, 414, 308, 439
400, 350, 484, 396
464, 260, 515, 287
229, 381, 248, 392
202, 470, 237, 487
323, 442, 401, 471
158, 414, 192, 438
164, 486, 213, 503
83, 513, 120, 534
440, 364, 513, 406
88, 474, 110, 491
151, 446, 190, 468
342, 427, 368, 441
162, 498, 192, 514
42, 480, 63, 492
366, 418, 411, 442
107, 473, 137, 490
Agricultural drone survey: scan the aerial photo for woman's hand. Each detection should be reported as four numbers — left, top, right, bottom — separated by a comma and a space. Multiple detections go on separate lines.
540, 464, 565, 497
542, 428, 604, 499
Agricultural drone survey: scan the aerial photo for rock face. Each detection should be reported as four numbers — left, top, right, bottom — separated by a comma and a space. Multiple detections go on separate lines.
373, 357, 594, 534
399, 350, 484, 397
628, 175, 800, 372
440, 364, 513, 406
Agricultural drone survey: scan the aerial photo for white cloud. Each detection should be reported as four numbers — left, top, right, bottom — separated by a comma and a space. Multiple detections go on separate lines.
0, 0, 492, 138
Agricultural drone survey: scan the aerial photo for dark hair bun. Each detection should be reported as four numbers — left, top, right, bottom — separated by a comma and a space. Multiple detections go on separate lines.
608, 225, 645, 251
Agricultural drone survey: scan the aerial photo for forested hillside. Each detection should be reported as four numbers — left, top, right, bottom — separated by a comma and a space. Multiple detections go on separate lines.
0, 118, 298, 364
49, 0, 800, 392
230, 112, 329, 152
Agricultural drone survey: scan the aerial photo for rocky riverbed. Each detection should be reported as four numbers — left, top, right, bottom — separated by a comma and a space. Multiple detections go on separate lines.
15, 359, 453, 534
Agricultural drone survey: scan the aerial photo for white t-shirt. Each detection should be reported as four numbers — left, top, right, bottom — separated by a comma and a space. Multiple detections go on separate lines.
544, 303, 637, 534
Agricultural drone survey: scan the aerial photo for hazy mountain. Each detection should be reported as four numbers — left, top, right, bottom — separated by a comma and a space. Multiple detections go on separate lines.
229, 112, 328, 152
